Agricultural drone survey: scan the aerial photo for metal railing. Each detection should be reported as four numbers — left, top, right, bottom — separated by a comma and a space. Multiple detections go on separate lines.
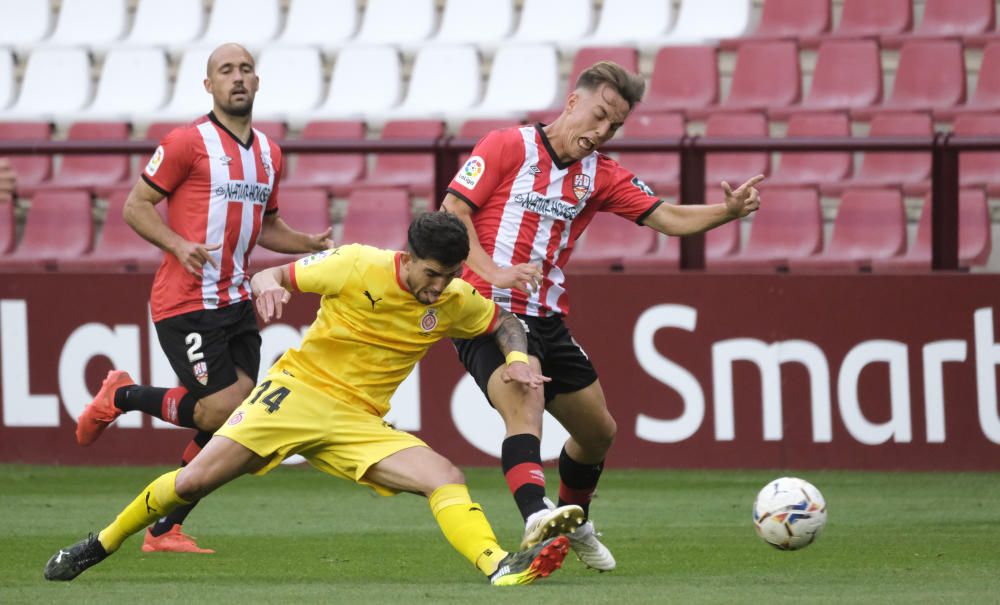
2, 133, 997, 270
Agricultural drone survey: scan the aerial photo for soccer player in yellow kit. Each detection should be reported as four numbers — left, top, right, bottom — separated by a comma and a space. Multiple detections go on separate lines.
44, 213, 584, 586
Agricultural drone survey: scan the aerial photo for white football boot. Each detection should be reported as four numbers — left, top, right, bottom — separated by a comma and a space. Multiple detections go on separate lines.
567, 519, 616, 571
520, 501, 585, 549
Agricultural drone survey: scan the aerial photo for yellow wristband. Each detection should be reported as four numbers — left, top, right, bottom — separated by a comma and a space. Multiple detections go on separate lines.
505, 351, 529, 366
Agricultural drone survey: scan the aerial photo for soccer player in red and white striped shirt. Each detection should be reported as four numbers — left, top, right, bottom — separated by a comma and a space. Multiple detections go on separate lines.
75, 43, 333, 553
444, 61, 763, 571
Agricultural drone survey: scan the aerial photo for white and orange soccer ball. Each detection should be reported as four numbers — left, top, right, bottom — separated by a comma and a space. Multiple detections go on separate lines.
752, 476, 827, 550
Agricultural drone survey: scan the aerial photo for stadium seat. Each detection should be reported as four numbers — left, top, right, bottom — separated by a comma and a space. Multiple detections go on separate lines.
253, 121, 287, 142
24, 121, 131, 196
340, 188, 412, 250
0, 122, 52, 191
252, 47, 324, 121
766, 112, 851, 188
281, 120, 366, 194
0, 0, 51, 47
511, 0, 593, 45
617, 112, 685, 197
872, 188, 992, 271
643, 45, 719, 113
381, 45, 482, 120
198, 0, 281, 48
801, 0, 911, 46
720, 0, 830, 48
76, 48, 170, 121
275, 0, 358, 49
882, 0, 994, 47
0, 190, 93, 272
116, 0, 204, 50
702, 41, 800, 115
462, 44, 559, 119
303, 45, 402, 122
571, 211, 659, 271
953, 113, 1000, 195
351, 120, 445, 197
770, 39, 882, 117
2, 48, 91, 119
822, 112, 932, 196
708, 187, 822, 271
46, 0, 127, 47
622, 205, 741, 271
248, 188, 332, 271
59, 189, 164, 273
567, 47, 638, 93
643, 0, 751, 47
852, 40, 966, 119
704, 112, 770, 188
434, 0, 514, 48
0, 49, 12, 110
578, 0, 673, 48
935, 42, 1000, 119
457, 119, 521, 140
354, 0, 436, 47
144, 47, 214, 123
787, 188, 906, 271
0, 196, 13, 254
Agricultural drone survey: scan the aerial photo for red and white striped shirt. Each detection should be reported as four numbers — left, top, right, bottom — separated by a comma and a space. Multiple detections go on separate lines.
142, 113, 281, 322
447, 124, 661, 317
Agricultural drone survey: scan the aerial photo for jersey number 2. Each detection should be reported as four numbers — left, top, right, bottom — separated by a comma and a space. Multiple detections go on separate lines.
249, 380, 290, 414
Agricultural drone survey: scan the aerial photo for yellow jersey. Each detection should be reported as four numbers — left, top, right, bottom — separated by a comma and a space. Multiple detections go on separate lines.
274, 244, 499, 416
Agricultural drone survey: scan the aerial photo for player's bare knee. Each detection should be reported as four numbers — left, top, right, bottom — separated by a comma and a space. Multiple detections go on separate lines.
427, 463, 465, 494
174, 468, 206, 501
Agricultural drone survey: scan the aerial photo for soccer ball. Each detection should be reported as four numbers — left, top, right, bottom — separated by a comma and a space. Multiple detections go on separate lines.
752, 476, 827, 550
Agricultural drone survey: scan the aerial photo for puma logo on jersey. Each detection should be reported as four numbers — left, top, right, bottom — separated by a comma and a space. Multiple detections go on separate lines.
363, 290, 383, 310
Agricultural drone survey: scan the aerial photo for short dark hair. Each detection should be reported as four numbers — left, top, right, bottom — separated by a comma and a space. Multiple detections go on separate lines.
575, 60, 646, 109
408, 212, 470, 267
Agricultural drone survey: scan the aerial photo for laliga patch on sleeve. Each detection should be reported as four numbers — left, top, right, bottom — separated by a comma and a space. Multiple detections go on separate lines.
299, 248, 337, 266
455, 156, 486, 190
631, 176, 655, 197
145, 145, 165, 177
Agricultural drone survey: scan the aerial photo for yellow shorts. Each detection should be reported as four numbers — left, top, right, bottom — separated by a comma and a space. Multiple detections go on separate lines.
214, 372, 428, 496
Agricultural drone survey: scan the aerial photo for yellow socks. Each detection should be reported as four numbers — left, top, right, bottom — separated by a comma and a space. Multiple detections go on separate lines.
97, 469, 190, 553
429, 484, 508, 576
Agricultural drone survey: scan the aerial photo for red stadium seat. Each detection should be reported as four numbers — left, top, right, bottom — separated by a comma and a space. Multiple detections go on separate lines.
705, 112, 770, 187
59, 189, 164, 273
936, 42, 1000, 119
802, 0, 911, 46
720, 0, 830, 48
23, 122, 131, 196
643, 45, 719, 114
787, 188, 906, 271
280, 120, 366, 195
617, 112, 685, 196
567, 47, 639, 91
853, 40, 966, 119
524, 109, 563, 125
249, 188, 332, 271
253, 120, 287, 141
692, 41, 800, 117
767, 112, 851, 188
351, 120, 445, 197
340, 188, 412, 250
456, 119, 522, 166
0, 196, 13, 255
0, 190, 93, 272
823, 112, 932, 196
622, 210, 740, 271
872, 188, 992, 271
571, 211, 658, 271
709, 187, 822, 271
882, 0, 994, 47
953, 113, 1000, 195
0, 121, 53, 190
770, 39, 882, 117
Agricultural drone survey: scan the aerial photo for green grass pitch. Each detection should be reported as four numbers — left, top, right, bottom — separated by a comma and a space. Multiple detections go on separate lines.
2, 464, 999, 604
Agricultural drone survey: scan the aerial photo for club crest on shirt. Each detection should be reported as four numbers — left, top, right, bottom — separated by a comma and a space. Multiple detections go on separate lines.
419, 308, 438, 332
573, 174, 592, 201
456, 156, 485, 190
261, 152, 273, 178
193, 361, 209, 386
145, 145, 165, 176
227, 411, 245, 426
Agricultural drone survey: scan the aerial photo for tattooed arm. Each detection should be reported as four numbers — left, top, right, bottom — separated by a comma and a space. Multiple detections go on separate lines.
491, 307, 550, 389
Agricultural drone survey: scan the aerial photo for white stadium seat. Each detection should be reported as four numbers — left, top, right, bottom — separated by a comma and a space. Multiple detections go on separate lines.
580, 0, 675, 48
378, 45, 481, 121
0, 49, 13, 110
0, 0, 52, 48
140, 46, 214, 123
434, 0, 514, 49
46, 0, 127, 47
276, 0, 358, 49
464, 44, 559, 118
647, 0, 751, 47
302, 45, 402, 122
198, 0, 281, 49
117, 0, 204, 50
252, 47, 324, 120
354, 0, 436, 46
76, 48, 170, 121
511, 0, 594, 44
0, 47, 92, 119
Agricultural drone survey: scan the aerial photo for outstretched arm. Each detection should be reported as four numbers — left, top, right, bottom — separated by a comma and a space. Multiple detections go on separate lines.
643, 174, 763, 236
256, 212, 335, 254
491, 307, 550, 389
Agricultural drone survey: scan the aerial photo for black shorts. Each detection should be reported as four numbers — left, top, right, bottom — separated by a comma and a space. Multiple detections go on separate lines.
154, 301, 262, 399
453, 313, 598, 405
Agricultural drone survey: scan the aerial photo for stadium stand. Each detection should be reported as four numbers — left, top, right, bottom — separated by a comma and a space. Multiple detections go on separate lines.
0, 49, 13, 110
801, 0, 912, 46
281, 120, 366, 195
116, 0, 204, 50
0, 196, 12, 254
954, 113, 1000, 195
302, 45, 401, 123
350, 119, 444, 197
75, 48, 170, 121
936, 41, 1000, 119
617, 111, 685, 196
643, 0, 752, 47
275, 0, 358, 49
571, 211, 659, 271
46, 0, 127, 48
252, 47, 324, 121
59, 189, 165, 273
695, 40, 801, 116
3, 48, 91, 119
575, 0, 673, 49
460, 44, 559, 119
434, 0, 515, 48
511, 0, 594, 45
766, 112, 852, 188
568, 47, 639, 92
852, 39, 966, 119
704, 112, 771, 187
720, 0, 831, 48
381, 45, 482, 121
0, 190, 93, 272
339, 188, 412, 250
769, 39, 882, 117
0, 121, 52, 191
354, 0, 436, 47
248, 188, 332, 271
0, 0, 51, 48
197, 0, 282, 49
22, 122, 131, 197
141, 46, 213, 124
882, 0, 994, 47
643, 45, 719, 114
